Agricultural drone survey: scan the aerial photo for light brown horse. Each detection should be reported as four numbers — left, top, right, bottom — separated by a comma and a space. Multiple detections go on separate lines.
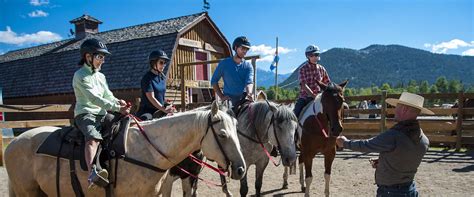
292, 81, 347, 197
5, 101, 246, 196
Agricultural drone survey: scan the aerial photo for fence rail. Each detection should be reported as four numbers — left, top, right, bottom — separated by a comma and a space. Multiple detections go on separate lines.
1, 91, 473, 166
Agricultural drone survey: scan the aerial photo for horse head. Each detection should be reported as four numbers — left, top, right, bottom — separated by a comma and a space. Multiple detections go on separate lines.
316, 80, 348, 137
272, 104, 298, 166
200, 101, 246, 180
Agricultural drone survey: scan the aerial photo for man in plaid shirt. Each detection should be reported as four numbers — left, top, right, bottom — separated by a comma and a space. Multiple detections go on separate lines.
293, 44, 331, 118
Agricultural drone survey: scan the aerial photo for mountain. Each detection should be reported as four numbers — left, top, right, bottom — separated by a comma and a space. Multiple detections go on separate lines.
279, 44, 474, 89
256, 68, 291, 88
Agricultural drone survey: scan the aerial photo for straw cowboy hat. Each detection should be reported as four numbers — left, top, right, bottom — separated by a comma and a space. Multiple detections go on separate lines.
386, 92, 434, 115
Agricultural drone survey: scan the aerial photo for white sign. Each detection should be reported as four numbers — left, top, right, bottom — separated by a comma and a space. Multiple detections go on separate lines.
178, 38, 202, 49
204, 43, 225, 54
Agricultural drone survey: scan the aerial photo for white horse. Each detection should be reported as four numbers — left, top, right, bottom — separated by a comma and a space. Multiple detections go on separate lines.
5, 101, 246, 196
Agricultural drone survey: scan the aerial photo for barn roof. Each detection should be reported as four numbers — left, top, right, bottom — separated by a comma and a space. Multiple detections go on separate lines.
0, 12, 215, 99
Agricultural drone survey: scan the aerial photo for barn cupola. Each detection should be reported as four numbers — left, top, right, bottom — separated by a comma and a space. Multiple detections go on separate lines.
69, 14, 102, 39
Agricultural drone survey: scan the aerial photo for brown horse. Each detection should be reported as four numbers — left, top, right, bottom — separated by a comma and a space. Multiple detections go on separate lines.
296, 80, 347, 197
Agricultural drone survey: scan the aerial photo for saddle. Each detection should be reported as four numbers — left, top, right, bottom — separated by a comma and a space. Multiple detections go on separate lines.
36, 113, 131, 197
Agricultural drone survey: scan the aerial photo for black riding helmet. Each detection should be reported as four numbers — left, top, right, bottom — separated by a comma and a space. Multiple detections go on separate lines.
148, 50, 170, 63
232, 36, 251, 51
80, 38, 111, 57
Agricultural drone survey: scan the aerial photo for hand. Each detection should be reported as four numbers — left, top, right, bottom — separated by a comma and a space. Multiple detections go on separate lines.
336, 136, 348, 147
246, 93, 254, 101
119, 105, 131, 115
118, 99, 127, 106
369, 158, 379, 168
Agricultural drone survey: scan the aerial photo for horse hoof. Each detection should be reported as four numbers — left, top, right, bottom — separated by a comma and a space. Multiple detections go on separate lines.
301, 186, 305, 192
282, 183, 288, 189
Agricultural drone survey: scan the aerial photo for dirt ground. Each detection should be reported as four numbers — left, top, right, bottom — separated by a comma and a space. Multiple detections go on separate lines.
0, 149, 473, 197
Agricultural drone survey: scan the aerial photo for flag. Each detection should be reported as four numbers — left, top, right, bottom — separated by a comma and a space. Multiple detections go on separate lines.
269, 55, 279, 71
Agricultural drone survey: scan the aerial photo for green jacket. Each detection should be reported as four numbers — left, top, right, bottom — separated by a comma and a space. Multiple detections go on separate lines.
73, 64, 120, 117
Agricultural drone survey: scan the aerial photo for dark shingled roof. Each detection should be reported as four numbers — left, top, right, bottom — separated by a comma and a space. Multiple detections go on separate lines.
70, 14, 102, 24
0, 12, 207, 98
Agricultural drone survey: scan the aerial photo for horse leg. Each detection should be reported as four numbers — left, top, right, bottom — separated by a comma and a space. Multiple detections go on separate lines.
282, 166, 289, 189
160, 174, 178, 197
239, 170, 249, 196
254, 160, 269, 196
181, 177, 196, 197
298, 155, 305, 192
303, 156, 314, 197
220, 174, 233, 197
323, 148, 336, 197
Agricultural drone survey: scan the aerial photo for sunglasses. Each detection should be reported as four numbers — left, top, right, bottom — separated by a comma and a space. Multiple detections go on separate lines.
157, 60, 167, 65
309, 53, 320, 57
94, 54, 105, 60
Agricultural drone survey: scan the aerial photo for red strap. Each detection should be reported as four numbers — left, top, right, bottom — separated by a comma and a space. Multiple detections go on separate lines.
188, 154, 228, 176
313, 103, 329, 138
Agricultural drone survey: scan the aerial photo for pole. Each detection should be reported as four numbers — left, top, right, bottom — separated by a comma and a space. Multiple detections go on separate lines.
380, 90, 387, 132
252, 58, 257, 101
274, 37, 279, 100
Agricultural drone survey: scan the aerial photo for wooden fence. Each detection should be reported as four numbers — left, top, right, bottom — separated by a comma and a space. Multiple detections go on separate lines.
1, 91, 473, 165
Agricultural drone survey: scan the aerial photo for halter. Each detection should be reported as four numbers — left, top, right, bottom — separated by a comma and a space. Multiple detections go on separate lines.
237, 101, 283, 166
126, 113, 230, 186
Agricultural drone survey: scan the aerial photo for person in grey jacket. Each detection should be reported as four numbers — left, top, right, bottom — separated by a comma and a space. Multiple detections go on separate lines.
336, 92, 433, 197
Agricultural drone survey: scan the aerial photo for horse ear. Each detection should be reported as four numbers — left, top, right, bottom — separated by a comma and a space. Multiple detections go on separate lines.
257, 90, 267, 101
339, 80, 349, 89
211, 100, 219, 116
316, 80, 328, 91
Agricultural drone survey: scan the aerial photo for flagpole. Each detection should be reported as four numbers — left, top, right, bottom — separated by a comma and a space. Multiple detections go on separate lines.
274, 37, 279, 100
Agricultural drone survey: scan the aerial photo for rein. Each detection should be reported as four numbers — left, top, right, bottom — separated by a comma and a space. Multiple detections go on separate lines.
128, 114, 229, 186
313, 103, 329, 138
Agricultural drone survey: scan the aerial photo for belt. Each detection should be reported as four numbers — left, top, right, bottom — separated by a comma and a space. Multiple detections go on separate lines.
378, 181, 414, 189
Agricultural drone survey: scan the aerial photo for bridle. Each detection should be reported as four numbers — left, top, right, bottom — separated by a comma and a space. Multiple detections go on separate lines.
236, 100, 283, 166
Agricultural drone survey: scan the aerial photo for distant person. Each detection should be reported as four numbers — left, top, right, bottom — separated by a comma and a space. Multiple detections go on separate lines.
368, 100, 378, 118
211, 36, 254, 109
73, 38, 131, 188
293, 44, 331, 118
136, 50, 174, 120
336, 92, 433, 196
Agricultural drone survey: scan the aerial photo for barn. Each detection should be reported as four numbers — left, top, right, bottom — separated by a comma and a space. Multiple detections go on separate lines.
0, 12, 231, 110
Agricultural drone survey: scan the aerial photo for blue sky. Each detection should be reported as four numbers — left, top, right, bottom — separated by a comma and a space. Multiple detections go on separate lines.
0, 0, 473, 74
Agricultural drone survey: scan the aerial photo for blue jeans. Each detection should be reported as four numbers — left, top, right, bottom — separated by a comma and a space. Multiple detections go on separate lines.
293, 97, 313, 118
377, 181, 418, 197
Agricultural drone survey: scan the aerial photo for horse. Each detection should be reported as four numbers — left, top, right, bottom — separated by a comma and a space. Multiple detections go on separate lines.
452, 98, 474, 119
220, 94, 298, 196
286, 80, 348, 197
4, 101, 246, 196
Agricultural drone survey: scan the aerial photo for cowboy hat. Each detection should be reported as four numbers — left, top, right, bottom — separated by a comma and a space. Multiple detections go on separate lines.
386, 92, 434, 115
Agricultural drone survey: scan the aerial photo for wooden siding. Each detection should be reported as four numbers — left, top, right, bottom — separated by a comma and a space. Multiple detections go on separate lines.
168, 19, 231, 86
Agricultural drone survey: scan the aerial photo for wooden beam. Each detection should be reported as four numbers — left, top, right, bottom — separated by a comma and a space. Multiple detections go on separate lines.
456, 91, 464, 150
0, 104, 73, 113
0, 119, 72, 128
381, 91, 387, 132
177, 55, 260, 67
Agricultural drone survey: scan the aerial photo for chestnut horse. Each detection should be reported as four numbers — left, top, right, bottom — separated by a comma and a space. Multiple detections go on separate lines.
293, 81, 347, 197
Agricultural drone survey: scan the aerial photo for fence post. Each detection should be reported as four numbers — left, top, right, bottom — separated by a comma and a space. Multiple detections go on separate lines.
180, 65, 186, 112
251, 58, 257, 101
455, 90, 464, 151
380, 90, 387, 132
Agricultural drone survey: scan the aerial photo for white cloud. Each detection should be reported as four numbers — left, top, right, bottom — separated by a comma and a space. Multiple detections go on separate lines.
0, 26, 62, 46
28, 10, 49, 17
249, 44, 296, 62
462, 49, 474, 56
425, 39, 474, 54
30, 0, 49, 6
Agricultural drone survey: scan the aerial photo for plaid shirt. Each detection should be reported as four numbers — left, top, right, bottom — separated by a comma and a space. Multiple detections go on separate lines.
298, 61, 330, 98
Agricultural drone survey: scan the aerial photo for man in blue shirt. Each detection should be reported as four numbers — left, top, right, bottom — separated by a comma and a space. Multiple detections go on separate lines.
211, 36, 254, 107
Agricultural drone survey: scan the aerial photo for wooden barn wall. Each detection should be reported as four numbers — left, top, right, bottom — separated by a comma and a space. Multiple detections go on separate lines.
168, 19, 231, 84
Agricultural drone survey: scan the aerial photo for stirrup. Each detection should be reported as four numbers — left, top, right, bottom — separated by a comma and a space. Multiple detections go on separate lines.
88, 166, 109, 188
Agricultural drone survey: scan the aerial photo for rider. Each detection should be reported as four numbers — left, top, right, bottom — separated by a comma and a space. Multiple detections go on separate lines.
136, 49, 173, 120
73, 38, 131, 188
293, 44, 331, 118
211, 36, 254, 109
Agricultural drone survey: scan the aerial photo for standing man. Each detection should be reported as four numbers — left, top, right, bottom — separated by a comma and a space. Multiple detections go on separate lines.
293, 44, 331, 118
336, 92, 432, 196
211, 36, 254, 108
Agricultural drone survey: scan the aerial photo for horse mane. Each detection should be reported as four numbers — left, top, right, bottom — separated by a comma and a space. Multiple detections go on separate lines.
137, 110, 213, 130
275, 104, 297, 123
